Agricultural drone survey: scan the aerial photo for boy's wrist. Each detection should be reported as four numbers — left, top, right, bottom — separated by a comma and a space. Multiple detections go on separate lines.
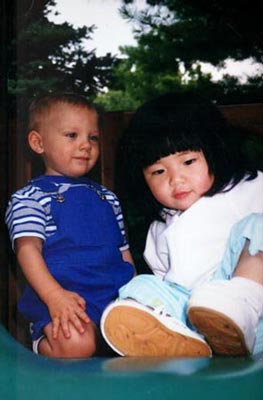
42, 285, 64, 305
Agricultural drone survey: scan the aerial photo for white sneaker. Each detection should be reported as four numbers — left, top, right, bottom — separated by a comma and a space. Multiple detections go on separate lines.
188, 278, 263, 356
101, 299, 211, 357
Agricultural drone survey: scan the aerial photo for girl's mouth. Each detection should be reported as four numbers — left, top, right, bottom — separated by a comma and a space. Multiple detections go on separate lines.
174, 191, 190, 200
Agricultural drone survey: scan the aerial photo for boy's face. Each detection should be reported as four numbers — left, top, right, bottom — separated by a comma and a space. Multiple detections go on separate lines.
143, 150, 214, 211
29, 102, 100, 178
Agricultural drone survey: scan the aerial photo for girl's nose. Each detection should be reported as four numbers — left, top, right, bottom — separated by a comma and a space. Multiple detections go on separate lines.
170, 172, 183, 186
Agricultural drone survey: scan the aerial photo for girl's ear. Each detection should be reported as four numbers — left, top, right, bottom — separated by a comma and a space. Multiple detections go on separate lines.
28, 130, 44, 154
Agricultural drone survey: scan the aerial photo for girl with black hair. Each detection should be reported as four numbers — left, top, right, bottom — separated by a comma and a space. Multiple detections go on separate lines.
101, 91, 263, 358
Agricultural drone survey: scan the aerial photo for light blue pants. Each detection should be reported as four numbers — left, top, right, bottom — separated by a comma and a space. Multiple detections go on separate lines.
119, 213, 263, 355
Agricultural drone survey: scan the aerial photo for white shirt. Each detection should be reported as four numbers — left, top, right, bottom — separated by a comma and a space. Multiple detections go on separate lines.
144, 172, 263, 290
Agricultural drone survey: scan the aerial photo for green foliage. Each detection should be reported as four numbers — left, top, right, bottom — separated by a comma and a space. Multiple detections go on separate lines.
94, 90, 140, 112
8, 0, 116, 113
121, 0, 263, 63
102, 0, 262, 110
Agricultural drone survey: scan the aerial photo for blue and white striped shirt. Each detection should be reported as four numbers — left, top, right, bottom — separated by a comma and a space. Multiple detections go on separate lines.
5, 176, 129, 251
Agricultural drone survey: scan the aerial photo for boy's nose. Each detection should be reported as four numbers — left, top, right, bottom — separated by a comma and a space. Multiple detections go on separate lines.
80, 138, 92, 150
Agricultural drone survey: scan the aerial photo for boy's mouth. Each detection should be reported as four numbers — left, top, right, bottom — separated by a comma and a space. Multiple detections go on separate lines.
75, 156, 90, 161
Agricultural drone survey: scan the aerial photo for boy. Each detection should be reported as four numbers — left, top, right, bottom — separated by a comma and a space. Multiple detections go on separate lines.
6, 93, 135, 358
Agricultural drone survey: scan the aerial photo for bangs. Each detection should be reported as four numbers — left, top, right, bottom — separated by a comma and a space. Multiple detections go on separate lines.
139, 120, 204, 168
131, 100, 216, 169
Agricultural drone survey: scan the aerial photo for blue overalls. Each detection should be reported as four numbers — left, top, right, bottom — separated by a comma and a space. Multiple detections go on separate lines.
18, 175, 134, 340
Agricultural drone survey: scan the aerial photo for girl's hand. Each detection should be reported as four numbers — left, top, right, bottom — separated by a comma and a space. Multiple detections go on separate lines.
45, 287, 91, 339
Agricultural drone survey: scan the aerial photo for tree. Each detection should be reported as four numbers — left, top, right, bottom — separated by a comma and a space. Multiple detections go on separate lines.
123, 0, 262, 62
97, 0, 262, 110
7, 0, 117, 113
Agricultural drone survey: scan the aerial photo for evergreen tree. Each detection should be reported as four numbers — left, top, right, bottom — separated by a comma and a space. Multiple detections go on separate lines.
96, 0, 262, 110
8, 0, 117, 113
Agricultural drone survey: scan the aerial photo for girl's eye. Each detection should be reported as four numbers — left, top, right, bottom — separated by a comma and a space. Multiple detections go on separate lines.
152, 169, 165, 176
184, 158, 196, 166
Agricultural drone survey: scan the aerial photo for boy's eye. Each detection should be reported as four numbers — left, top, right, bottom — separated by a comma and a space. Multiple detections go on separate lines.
89, 135, 99, 143
66, 132, 77, 138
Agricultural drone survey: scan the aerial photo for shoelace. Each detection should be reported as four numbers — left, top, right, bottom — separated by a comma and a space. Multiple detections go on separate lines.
124, 299, 196, 334
148, 304, 192, 331
152, 305, 172, 318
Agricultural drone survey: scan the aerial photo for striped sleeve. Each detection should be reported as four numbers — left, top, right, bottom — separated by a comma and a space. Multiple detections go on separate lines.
5, 185, 55, 249
100, 186, 129, 251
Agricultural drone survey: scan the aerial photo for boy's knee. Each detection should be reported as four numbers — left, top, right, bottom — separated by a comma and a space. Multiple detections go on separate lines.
61, 323, 97, 358
40, 322, 97, 358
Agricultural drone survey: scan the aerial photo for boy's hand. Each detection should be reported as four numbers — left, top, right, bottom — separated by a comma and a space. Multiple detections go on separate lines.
45, 287, 91, 339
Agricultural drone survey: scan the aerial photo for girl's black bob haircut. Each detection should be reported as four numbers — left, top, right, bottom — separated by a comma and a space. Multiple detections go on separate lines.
118, 90, 257, 222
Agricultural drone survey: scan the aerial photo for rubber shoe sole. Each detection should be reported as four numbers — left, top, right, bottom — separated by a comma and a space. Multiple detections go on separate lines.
188, 306, 250, 356
102, 305, 211, 357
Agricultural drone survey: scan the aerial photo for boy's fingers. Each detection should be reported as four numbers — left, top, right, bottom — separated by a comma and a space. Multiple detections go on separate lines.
78, 308, 90, 323
52, 317, 60, 339
71, 315, 85, 334
77, 296, 86, 308
60, 318, 71, 339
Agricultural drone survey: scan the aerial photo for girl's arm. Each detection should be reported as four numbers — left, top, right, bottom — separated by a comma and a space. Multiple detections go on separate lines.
15, 236, 90, 339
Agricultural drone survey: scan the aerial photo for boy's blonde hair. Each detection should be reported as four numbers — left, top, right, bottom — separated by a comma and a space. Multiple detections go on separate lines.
28, 93, 96, 131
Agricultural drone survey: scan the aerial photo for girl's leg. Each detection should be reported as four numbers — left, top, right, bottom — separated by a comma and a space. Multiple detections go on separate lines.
188, 214, 263, 356
101, 275, 211, 357
234, 240, 263, 284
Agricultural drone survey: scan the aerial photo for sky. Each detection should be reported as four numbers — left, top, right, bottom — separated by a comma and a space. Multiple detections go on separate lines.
48, 0, 145, 57
49, 0, 262, 82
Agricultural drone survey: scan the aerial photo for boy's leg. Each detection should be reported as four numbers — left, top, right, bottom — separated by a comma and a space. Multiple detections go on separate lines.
101, 275, 211, 357
37, 320, 98, 358
188, 214, 263, 356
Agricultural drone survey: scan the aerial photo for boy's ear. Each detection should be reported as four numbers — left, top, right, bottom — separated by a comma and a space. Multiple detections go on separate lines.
28, 130, 44, 154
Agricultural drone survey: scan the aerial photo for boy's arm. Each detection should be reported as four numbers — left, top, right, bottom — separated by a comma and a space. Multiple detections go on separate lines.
15, 236, 90, 339
121, 249, 137, 276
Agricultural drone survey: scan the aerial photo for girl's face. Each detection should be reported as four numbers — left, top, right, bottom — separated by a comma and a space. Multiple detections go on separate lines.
29, 103, 100, 178
143, 151, 214, 211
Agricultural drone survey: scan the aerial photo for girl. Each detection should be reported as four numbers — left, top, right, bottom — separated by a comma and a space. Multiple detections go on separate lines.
100, 91, 263, 358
